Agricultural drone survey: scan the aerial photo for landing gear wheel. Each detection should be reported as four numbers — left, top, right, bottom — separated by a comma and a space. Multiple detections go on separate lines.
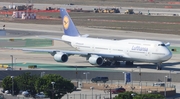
156, 63, 162, 70
130, 61, 134, 65
101, 61, 111, 66
156, 66, 162, 70
125, 61, 134, 66
156, 66, 159, 70
125, 61, 130, 65
114, 61, 120, 67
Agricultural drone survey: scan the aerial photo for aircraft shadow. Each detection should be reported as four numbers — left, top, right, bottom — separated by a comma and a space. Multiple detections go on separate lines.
166, 93, 180, 99
70, 61, 180, 71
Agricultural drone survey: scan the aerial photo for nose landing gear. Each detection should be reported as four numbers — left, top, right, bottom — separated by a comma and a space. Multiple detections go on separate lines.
156, 63, 162, 70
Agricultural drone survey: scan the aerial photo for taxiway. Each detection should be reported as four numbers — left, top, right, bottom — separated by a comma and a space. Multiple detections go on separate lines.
0, 22, 179, 73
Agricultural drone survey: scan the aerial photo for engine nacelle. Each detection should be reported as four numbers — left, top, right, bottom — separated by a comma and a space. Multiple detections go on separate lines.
53, 52, 68, 62
88, 55, 104, 66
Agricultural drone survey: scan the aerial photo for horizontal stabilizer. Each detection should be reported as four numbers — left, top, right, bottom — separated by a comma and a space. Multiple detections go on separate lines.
37, 36, 70, 43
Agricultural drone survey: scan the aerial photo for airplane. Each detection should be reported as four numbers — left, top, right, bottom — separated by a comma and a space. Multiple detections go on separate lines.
10, 8, 172, 70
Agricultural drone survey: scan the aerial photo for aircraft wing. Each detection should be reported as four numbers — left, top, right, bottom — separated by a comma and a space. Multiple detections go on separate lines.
8, 48, 123, 58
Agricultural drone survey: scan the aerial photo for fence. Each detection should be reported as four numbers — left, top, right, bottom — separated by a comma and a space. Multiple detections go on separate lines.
63, 93, 117, 99
73, 79, 176, 89
72, 79, 176, 96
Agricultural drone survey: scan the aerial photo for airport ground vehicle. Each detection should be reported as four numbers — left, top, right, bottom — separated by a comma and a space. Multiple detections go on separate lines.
111, 88, 126, 94
94, 8, 120, 13
124, 9, 134, 14
91, 77, 109, 83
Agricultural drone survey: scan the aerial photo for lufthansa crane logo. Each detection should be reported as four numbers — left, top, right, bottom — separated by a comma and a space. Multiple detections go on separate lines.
63, 16, 69, 30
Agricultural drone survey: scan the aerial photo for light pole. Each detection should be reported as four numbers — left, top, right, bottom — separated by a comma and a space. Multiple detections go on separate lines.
10, 55, 13, 70
137, 66, 142, 94
75, 66, 78, 87
51, 82, 55, 90
11, 76, 14, 96
83, 72, 90, 83
164, 76, 168, 97
122, 72, 126, 85
131, 69, 134, 87
131, 68, 138, 91
51, 82, 55, 99
169, 70, 173, 87
14, 58, 17, 70
90, 86, 94, 99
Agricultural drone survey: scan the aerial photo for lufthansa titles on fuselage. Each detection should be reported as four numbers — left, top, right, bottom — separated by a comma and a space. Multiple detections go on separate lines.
131, 46, 148, 51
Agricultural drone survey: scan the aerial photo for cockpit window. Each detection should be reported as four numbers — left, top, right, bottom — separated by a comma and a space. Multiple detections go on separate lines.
158, 44, 165, 46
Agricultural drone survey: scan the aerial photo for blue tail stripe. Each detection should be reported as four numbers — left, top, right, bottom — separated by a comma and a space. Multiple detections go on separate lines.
60, 8, 80, 37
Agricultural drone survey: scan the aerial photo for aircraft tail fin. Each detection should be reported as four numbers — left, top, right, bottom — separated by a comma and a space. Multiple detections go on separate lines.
60, 8, 80, 37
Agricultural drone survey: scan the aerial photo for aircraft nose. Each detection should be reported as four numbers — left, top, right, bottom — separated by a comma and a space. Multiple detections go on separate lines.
163, 48, 172, 61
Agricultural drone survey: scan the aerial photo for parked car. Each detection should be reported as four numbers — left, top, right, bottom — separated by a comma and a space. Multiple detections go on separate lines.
0, 93, 4, 99
152, 82, 165, 87
35, 92, 45, 98
73, 86, 81, 91
22, 91, 29, 97
91, 77, 109, 83
4, 90, 9, 94
111, 88, 126, 94
5, 67, 13, 71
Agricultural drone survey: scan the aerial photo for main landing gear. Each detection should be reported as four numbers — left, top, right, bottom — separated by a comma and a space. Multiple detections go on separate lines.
125, 61, 134, 66
101, 61, 134, 67
101, 61, 120, 67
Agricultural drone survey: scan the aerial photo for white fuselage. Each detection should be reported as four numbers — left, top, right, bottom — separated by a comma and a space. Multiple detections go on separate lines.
62, 35, 172, 63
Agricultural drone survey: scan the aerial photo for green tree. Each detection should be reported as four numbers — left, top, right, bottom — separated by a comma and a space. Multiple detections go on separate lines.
35, 74, 74, 99
2, 76, 19, 95
2, 76, 12, 91
113, 91, 135, 99
15, 72, 39, 96
113, 91, 165, 99
133, 93, 165, 99
2, 73, 74, 99
2, 73, 39, 96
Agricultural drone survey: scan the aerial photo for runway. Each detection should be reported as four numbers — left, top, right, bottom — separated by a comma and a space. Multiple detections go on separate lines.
1, 2, 180, 15
0, 22, 180, 73
1, 22, 180, 45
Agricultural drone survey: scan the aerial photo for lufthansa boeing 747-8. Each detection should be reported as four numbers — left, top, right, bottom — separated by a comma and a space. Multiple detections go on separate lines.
11, 8, 172, 70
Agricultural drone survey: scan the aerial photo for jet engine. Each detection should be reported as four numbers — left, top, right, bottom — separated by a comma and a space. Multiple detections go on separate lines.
88, 55, 104, 66
53, 52, 68, 62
